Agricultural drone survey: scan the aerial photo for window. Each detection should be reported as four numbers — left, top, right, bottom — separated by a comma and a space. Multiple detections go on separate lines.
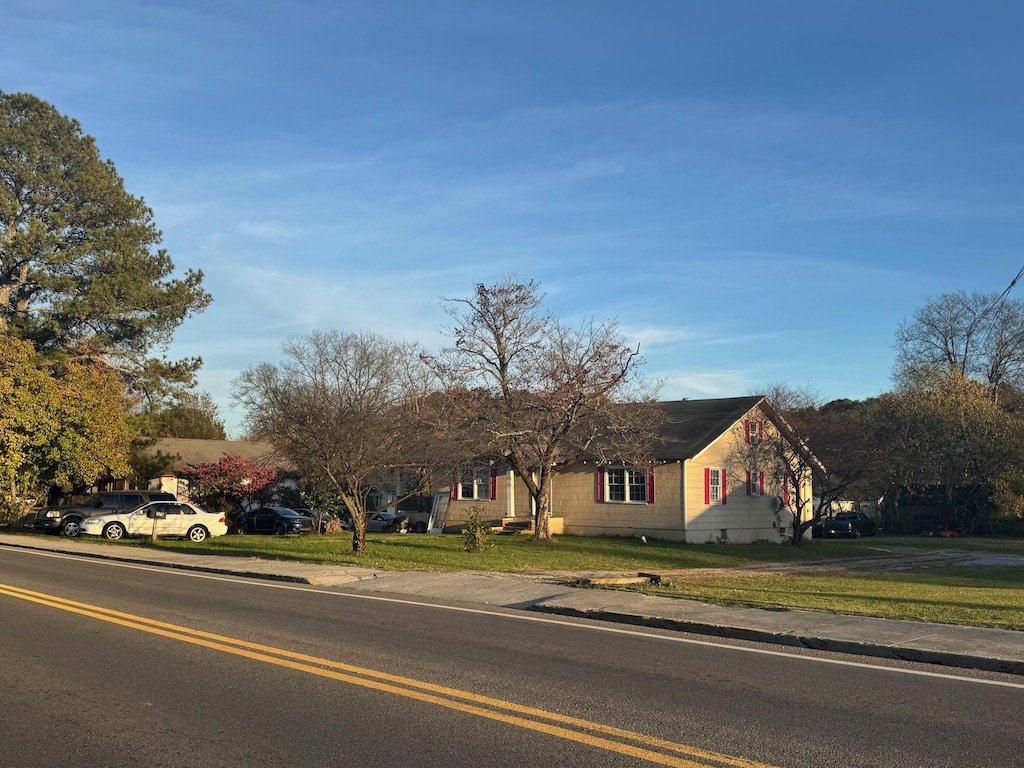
744, 419, 763, 444
597, 466, 654, 504
454, 467, 496, 501
704, 468, 727, 505
746, 470, 763, 496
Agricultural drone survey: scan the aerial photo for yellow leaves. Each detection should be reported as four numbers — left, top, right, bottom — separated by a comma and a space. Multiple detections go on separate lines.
0, 336, 131, 502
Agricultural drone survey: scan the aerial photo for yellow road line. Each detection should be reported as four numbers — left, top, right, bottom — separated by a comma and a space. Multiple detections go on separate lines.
1, 583, 777, 768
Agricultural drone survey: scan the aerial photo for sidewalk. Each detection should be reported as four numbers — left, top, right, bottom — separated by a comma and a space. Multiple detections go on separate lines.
2, 533, 1022, 676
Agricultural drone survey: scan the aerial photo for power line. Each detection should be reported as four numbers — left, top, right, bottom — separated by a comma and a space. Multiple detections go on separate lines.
995, 264, 1024, 304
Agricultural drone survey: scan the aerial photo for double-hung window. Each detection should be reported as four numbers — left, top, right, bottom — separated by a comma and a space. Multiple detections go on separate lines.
704, 468, 727, 505
746, 469, 764, 496
597, 466, 654, 504
454, 467, 497, 501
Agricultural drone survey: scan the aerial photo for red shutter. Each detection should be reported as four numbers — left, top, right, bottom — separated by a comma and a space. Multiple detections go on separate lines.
596, 467, 605, 502
783, 477, 790, 506
646, 467, 655, 504
704, 467, 710, 505
758, 421, 764, 440
489, 467, 498, 501
721, 468, 727, 505
759, 471, 765, 496
746, 470, 751, 496
450, 475, 458, 501
744, 420, 750, 444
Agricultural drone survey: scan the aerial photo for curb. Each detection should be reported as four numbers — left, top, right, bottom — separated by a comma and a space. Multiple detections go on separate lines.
529, 604, 1024, 676
0, 539, 313, 585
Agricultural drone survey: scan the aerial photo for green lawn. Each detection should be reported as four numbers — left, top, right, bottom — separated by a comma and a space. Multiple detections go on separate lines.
633, 567, 1024, 630
142, 530, 830, 571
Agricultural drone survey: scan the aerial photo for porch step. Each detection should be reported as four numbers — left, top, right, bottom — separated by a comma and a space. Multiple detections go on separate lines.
497, 519, 535, 535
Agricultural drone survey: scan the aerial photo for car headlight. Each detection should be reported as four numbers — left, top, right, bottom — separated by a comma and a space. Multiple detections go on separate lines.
44, 510, 60, 518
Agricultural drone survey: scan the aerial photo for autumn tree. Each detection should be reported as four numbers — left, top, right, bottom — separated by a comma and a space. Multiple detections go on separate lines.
0, 336, 131, 524
871, 369, 1020, 533
428, 277, 661, 540
180, 454, 279, 517
0, 91, 210, 399
233, 330, 450, 553
894, 291, 1024, 402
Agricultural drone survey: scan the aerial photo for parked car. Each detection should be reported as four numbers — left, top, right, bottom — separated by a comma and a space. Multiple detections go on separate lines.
79, 501, 227, 542
365, 511, 409, 533
294, 508, 340, 533
34, 490, 178, 538
234, 507, 313, 535
822, 511, 877, 538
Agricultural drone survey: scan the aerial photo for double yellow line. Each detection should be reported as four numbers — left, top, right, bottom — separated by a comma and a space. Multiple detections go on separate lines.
1, 582, 776, 768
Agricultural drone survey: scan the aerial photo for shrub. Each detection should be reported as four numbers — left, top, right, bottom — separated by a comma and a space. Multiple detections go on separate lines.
462, 507, 493, 552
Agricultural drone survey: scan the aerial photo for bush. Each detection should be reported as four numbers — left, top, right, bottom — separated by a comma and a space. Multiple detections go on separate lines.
462, 507, 493, 553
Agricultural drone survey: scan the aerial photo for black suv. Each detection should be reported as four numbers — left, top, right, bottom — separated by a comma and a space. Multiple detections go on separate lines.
34, 490, 177, 538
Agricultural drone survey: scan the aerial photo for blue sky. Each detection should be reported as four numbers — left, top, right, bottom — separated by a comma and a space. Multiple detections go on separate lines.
7, 1, 1024, 435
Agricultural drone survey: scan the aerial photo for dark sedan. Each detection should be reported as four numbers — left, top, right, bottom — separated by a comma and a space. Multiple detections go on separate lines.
822, 511, 877, 538
234, 507, 313, 536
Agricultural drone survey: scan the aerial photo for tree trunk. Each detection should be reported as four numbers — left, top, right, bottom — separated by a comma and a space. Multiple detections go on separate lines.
533, 479, 551, 540
352, 529, 366, 553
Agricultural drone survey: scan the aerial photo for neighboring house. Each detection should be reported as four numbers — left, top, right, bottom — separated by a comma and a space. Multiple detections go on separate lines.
141, 438, 296, 502
438, 396, 815, 544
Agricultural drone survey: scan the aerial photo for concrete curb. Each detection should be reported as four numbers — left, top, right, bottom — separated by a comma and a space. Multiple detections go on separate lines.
529, 603, 1024, 676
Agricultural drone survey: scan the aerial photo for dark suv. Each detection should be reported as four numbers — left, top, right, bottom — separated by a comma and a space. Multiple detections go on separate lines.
821, 511, 877, 538
34, 490, 177, 538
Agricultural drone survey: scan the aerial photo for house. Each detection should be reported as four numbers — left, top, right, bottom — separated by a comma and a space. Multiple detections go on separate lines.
436, 396, 815, 544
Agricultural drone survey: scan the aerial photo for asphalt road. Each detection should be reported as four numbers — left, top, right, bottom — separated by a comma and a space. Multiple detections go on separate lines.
3, 546, 1023, 768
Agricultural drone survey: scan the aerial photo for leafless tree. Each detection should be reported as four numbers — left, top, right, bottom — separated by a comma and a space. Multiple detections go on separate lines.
730, 384, 882, 545
233, 330, 455, 553
426, 277, 662, 540
894, 291, 1024, 401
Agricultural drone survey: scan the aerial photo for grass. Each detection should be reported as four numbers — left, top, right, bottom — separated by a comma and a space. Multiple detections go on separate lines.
633, 567, 1024, 630
127, 531, 828, 571
15, 530, 1024, 628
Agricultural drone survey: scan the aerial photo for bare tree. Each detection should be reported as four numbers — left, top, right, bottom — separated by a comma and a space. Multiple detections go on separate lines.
427, 277, 661, 540
894, 291, 1024, 401
730, 384, 881, 545
233, 330, 450, 553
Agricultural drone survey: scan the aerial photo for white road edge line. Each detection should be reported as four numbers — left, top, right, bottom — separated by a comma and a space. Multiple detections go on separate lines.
6, 546, 1024, 690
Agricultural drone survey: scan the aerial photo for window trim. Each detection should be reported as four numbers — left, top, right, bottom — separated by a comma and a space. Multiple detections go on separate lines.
597, 465, 655, 504
452, 466, 498, 502
704, 467, 727, 505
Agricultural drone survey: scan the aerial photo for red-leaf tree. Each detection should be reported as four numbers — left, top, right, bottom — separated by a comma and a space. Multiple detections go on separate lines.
180, 454, 278, 516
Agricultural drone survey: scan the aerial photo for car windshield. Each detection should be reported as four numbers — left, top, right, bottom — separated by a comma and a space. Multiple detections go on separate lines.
275, 508, 302, 517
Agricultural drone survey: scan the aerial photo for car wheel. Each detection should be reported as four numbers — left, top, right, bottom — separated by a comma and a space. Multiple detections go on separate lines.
852, 529, 862, 538
61, 519, 82, 538
275, 521, 287, 536
187, 525, 208, 543
235, 524, 247, 535
103, 522, 126, 540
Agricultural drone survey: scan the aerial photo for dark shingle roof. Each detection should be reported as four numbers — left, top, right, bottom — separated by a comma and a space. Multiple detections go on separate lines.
144, 438, 290, 472
655, 396, 764, 461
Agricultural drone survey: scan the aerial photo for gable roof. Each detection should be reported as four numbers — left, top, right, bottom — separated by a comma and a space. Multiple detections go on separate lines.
142, 438, 291, 473
655, 396, 764, 461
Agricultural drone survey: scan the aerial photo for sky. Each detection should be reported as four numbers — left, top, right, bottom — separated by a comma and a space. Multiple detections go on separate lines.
6, 1, 1024, 436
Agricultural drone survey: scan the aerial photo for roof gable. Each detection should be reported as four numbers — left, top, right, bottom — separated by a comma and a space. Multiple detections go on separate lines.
655, 396, 764, 461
